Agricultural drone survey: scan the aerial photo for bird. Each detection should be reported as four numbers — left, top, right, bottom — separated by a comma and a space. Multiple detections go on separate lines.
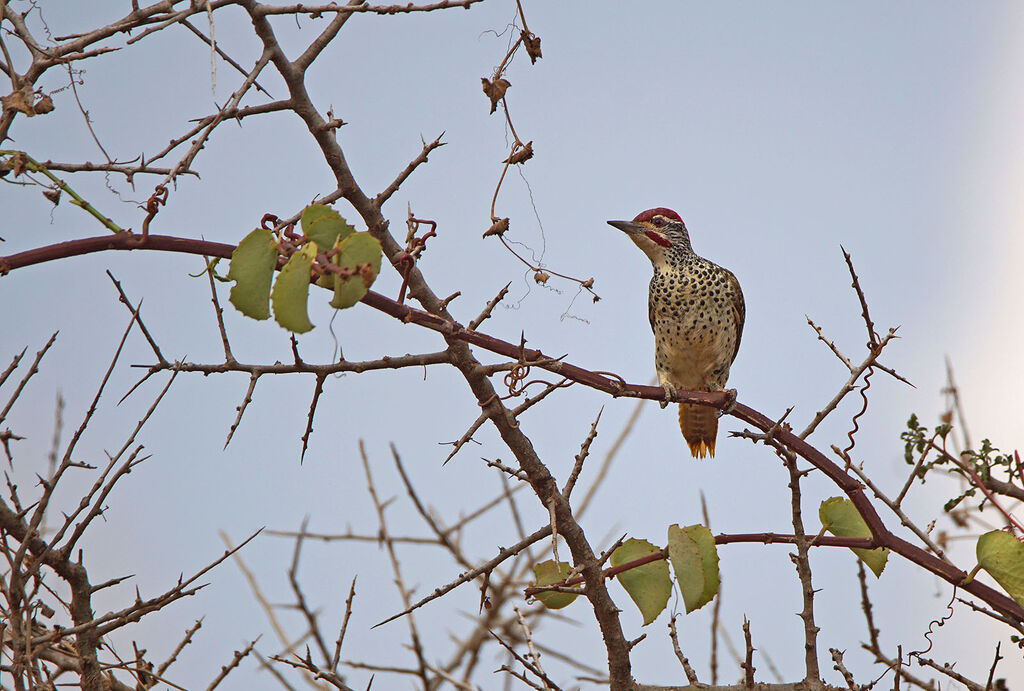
608, 208, 744, 458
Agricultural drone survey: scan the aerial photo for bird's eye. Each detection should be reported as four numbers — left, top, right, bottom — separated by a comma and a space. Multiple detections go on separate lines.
651, 216, 665, 227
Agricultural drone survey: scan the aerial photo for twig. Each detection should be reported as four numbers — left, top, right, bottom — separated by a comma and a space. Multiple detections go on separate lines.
0, 151, 125, 233
360, 440, 431, 690
221, 531, 291, 650
843, 451, 947, 559
331, 576, 358, 673
468, 282, 511, 331
575, 392, 646, 519
799, 328, 899, 439
106, 270, 167, 365
741, 618, 755, 686
668, 615, 700, 684
374, 134, 446, 207
913, 655, 985, 691
206, 636, 260, 690
442, 410, 488, 465
374, 524, 552, 628
287, 518, 332, 664
180, 17, 272, 95
561, 408, 602, 500
299, 373, 327, 462
0, 332, 58, 427
828, 648, 857, 691
783, 454, 821, 682
224, 373, 259, 449
702, 492, 721, 685
841, 245, 879, 347
156, 619, 204, 679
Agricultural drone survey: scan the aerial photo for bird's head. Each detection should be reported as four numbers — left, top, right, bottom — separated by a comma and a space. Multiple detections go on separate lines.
607, 207, 692, 264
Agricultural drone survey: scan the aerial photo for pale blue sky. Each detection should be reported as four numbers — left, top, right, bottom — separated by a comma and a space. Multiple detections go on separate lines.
3, 2, 1023, 687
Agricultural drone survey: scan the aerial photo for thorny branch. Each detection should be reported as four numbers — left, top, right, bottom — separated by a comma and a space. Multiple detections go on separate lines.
5, 233, 1024, 629
3, 2, 1021, 690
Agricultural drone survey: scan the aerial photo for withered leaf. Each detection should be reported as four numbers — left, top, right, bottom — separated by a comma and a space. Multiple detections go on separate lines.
1, 86, 35, 117
481, 76, 511, 114
1, 151, 30, 177
503, 141, 534, 165
483, 218, 509, 239
32, 94, 54, 115
42, 188, 61, 205
522, 30, 542, 64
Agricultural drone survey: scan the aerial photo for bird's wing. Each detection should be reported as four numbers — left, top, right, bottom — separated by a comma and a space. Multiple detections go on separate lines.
727, 270, 745, 363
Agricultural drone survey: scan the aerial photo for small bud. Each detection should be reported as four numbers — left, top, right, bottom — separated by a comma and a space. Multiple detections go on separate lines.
483, 218, 509, 239
481, 76, 511, 114
580, 277, 594, 290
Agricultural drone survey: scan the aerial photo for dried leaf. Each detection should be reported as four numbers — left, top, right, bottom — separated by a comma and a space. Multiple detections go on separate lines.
1, 86, 35, 117
533, 271, 549, 284
522, 30, 542, 63
481, 76, 510, 114
503, 141, 534, 165
32, 94, 54, 115
3, 151, 29, 177
483, 218, 509, 239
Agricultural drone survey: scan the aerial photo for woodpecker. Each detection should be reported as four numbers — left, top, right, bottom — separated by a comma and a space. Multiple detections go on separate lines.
608, 208, 745, 458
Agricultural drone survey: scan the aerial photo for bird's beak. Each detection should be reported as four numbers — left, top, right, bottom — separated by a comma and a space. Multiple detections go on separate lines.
607, 220, 642, 235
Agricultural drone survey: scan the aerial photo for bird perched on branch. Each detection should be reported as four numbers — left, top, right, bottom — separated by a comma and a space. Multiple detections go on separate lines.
608, 208, 744, 458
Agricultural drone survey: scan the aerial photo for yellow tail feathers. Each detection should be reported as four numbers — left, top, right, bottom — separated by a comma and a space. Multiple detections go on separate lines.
678, 403, 717, 459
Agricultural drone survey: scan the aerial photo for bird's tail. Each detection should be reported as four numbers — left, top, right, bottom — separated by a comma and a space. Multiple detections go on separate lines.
678, 403, 717, 459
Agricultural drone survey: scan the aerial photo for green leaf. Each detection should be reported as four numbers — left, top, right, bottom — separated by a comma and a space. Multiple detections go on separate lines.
666, 524, 719, 613
301, 204, 354, 250
531, 560, 577, 610
330, 232, 383, 309
977, 530, 1024, 608
611, 538, 671, 625
819, 497, 889, 577
227, 228, 277, 320
270, 243, 317, 333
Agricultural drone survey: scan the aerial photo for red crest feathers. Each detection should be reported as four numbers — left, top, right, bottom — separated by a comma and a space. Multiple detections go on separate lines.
632, 207, 682, 223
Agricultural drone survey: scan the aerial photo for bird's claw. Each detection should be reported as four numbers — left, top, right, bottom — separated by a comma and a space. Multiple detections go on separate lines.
720, 388, 738, 416
660, 383, 677, 409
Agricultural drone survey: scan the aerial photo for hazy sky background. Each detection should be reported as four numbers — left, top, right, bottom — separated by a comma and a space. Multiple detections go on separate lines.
3, 1, 1024, 688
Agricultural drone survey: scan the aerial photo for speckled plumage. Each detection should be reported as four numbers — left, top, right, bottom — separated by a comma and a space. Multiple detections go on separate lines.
608, 208, 745, 458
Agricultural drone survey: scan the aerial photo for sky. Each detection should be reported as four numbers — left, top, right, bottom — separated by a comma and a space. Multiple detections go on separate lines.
3, 1, 1024, 688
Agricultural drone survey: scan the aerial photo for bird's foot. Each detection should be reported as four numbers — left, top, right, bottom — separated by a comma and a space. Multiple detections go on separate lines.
660, 382, 677, 409
720, 388, 738, 416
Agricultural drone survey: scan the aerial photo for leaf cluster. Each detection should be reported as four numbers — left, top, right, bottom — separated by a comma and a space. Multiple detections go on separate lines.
227, 205, 382, 333
902, 414, 1019, 513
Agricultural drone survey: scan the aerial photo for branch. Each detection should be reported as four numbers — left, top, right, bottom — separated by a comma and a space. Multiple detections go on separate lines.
4, 234, 1024, 629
